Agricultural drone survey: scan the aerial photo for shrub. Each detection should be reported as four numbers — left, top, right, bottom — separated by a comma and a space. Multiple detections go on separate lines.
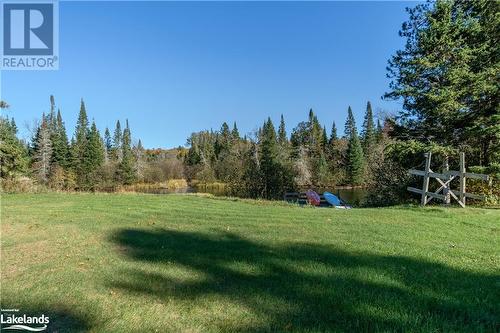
49, 165, 66, 190
0, 176, 44, 193
467, 164, 500, 206
365, 157, 413, 207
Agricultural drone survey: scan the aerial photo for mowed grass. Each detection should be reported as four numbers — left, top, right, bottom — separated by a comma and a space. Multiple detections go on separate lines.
1, 193, 499, 332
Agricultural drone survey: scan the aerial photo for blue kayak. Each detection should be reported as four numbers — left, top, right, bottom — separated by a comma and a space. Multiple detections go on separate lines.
323, 192, 342, 206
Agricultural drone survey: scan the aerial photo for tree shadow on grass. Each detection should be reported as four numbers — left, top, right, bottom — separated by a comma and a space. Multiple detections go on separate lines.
109, 229, 499, 332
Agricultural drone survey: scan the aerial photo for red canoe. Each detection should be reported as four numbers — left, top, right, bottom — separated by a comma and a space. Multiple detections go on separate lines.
305, 190, 321, 206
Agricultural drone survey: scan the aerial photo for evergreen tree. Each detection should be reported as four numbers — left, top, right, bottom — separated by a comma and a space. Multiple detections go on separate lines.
326, 120, 338, 170
322, 126, 328, 150
29, 113, 45, 157
117, 119, 136, 184
211, 122, 233, 180
347, 134, 364, 185
241, 142, 263, 198
308, 109, 314, 123
73, 99, 90, 188
231, 122, 240, 141
112, 120, 122, 161
344, 106, 355, 139
329, 121, 338, 144
86, 121, 105, 189
74, 100, 89, 147
88, 121, 105, 166
290, 121, 310, 151
0, 115, 29, 179
345, 111, 365, 185
259, 118, 280, 199
278, 114, 287, 147
309, 109, 323, 156
10, 118, 17, 133
361, 101, 375, 153
325, 119, 346, 183
275, 115, 295, 189
33, 118, 53, 184
104, 127, 112, 159
51, 108, 70, 169
316, 152, 330, 186
217, 122, 231, 156
69, 137, 76, 168
385, 0, 500, 165
134, 139, 146, 181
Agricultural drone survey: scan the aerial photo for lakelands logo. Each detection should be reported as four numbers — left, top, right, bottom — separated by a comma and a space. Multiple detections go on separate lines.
1, 0, 59, 70
1, 309, 49, 331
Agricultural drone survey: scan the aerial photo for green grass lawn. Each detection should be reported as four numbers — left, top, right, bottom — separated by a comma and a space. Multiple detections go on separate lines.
1, 193, 499, 332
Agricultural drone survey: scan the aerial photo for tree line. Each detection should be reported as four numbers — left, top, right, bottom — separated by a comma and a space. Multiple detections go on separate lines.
183, 103, 385, 199
183, 0, 499, 203
0, 96, 183, 191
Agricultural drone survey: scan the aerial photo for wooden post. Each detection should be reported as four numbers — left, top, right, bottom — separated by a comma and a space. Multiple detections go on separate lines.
443, 155, 451, 205
408, 151, 487, 207
459, 152, 466, 206
421, 152, 431, 206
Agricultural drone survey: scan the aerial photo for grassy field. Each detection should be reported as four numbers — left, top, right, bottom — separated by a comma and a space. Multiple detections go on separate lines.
1, 193, 499, 332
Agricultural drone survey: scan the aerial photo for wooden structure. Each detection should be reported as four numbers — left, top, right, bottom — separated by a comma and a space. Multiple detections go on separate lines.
407, 152, 489, 207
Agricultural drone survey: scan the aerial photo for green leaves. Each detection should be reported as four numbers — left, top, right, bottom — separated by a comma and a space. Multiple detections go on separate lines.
386, 0, 499, 165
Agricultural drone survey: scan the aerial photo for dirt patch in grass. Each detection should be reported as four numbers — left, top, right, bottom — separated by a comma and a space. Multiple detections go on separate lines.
1, 239, 55, 279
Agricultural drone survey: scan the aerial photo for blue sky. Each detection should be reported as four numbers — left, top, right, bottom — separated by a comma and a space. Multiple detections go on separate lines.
1, 1, 413, 148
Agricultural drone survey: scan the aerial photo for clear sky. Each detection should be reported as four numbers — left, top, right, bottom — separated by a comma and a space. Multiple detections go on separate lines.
1, 1, 414, 148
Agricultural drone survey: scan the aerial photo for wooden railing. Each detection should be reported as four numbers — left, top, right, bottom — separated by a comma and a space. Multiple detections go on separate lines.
407, 152, 489, 207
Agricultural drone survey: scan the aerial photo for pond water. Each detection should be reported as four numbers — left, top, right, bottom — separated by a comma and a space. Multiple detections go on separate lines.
326, 188, 368, 206
133, 185, 368, 206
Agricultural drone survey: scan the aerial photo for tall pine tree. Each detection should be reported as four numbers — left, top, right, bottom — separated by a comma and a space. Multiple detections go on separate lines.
241, 142, 263, 198
112, 120, 122, 161
217, 122, 231, 157
134, 139, 146, 181
86, 121, 105, 189
361, 101, 375, 154
117, 119, 136, 185
345, 109, 365, 185
51, 107, 70, 169
0, 114, 29, 179
329, 121, 338, 144
344, 106, 355, 139
33, 118, 53, 184
231, 122, 240, 142
104, 127, 112, 161
259, 118, 280, 199
278, 114, 288, 147
72, 99, 90, 188
309, 109, 323, 157
322, 126, 328, 151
